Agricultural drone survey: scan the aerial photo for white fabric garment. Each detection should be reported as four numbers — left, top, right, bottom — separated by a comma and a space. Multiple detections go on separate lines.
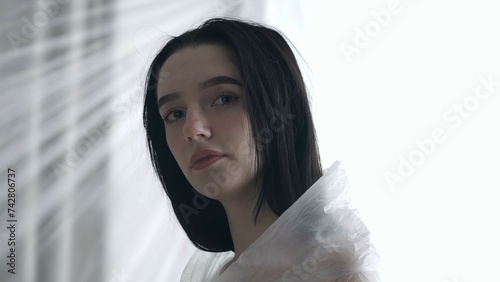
181, 160, 381, 282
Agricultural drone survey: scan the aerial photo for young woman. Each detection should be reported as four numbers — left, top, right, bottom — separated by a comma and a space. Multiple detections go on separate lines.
143, 18, 381, 281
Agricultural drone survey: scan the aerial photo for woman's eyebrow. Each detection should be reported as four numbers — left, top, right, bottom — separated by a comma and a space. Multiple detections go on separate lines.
157, 75, 242, 110
198, 75, 242, 90
157, 93, 179, 110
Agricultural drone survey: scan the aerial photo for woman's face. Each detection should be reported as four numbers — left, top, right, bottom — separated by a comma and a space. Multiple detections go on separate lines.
157, 44, 257, 201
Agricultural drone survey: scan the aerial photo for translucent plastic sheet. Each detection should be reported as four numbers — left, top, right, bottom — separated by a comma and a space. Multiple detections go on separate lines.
181, 161, 381, 282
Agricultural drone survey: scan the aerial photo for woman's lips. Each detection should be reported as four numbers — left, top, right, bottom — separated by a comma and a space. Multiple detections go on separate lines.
191, 155, 225, 170
190, 149, 226, 170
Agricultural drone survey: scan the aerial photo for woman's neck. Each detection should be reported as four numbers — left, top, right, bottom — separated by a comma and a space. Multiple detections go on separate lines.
221, 193, 279, 263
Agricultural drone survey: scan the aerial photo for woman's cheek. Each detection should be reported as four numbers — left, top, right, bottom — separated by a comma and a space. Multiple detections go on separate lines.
166, 133, 184, 164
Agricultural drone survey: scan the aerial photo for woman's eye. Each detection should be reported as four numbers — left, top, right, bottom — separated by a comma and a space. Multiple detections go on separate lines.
163, 110, 185, 123
162, 94, 238, 123
213, 93, 239, 105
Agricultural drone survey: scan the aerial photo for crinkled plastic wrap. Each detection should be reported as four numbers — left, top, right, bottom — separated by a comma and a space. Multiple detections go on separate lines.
181, 161, 381, 281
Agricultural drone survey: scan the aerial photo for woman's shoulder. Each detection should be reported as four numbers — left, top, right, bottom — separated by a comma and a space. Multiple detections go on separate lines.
181, 160, 382, 281
212, 160, 381, 281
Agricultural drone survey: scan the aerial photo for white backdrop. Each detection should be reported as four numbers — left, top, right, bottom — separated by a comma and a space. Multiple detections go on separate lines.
1, 0, 499, 281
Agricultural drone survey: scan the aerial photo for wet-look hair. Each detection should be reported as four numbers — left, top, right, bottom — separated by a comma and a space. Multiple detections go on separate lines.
143, 17, 323, 252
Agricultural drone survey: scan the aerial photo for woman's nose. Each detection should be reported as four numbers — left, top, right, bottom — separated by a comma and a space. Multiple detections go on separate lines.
183, 109, 211, 142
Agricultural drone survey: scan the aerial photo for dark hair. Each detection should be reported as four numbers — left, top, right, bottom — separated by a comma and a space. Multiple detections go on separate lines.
143, 17, 322, 252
